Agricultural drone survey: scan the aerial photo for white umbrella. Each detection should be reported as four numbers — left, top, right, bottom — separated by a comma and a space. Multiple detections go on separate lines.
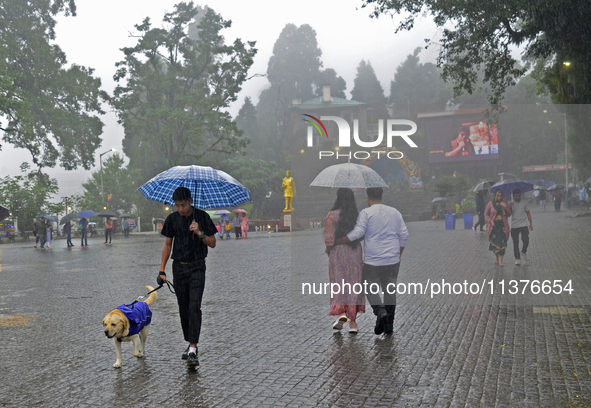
473, 180, 495, 192
309, 163, 388, 189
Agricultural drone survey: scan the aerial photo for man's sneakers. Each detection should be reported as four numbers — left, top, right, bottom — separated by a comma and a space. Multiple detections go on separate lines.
183, 346, 199, 366
187, 352, 199, 367
515, 253, 530, 265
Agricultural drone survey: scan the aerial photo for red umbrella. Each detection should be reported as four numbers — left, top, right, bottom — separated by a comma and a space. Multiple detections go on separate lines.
233, 209, 247, 213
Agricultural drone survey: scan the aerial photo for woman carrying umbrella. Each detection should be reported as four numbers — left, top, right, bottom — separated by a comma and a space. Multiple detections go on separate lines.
324, 188, 365, 332
485, 190, 512, 266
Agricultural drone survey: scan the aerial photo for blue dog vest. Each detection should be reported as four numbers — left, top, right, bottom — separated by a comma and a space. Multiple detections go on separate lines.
116, 302, 152, 337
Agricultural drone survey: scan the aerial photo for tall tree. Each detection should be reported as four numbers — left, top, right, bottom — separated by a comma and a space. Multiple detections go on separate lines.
0, 173, 59, 229
390, 48, 450, 118
235, 97, 260, 158
112, 2, 257, 179
361, 0, 591, 105
0, 0, 105, 173
256, 24, 324, 167
362, 0, 591, 175
351, 60, 388, 120
316, 68, 347, 99
78, 153, 142, 215
266, 24, 323, 104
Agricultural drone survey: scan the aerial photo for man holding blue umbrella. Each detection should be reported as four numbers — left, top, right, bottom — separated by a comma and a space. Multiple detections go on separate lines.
157, 187, 217, 367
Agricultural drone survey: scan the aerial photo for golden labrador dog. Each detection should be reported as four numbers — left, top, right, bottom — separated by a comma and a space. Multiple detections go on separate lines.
102, 285, 157, 368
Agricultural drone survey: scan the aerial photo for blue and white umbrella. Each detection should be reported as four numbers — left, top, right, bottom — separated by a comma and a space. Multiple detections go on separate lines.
139, 165, 252, 209
490, 179, 533, 197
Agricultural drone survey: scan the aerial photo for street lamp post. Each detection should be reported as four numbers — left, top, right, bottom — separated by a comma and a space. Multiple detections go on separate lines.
544, 110, 568, 200
99, 148, 116, 205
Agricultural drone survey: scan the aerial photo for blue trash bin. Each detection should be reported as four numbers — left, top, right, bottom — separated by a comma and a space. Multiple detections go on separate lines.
463, 214, 474, 230
444, 214, 455, 230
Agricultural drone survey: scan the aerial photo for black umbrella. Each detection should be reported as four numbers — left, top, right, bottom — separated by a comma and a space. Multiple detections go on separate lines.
98, 210, 118, 217
547, 184, 565, 191
0, 205, 9, 222
585, 176, 591, 185
119, 213, 132, 219
60, 213, 77, 225
153, 218, 165, 224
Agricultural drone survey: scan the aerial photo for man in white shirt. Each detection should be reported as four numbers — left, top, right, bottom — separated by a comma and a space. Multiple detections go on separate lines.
510, 188, 533, 265
336, 187, 409, 335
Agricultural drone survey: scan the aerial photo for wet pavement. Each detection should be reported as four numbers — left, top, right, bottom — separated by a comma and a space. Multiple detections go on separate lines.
0, 207, 590, 407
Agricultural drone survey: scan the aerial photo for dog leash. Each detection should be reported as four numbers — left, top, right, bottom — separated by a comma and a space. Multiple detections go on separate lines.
125, 281, 175, 308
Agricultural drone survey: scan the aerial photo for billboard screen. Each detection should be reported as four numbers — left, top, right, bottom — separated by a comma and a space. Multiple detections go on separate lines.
426, 115, 499, 163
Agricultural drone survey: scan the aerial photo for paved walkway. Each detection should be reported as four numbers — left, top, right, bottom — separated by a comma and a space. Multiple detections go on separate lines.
0, 206, 589, 407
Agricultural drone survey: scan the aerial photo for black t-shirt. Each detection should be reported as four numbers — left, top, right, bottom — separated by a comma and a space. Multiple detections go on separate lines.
161, 207, 217, 263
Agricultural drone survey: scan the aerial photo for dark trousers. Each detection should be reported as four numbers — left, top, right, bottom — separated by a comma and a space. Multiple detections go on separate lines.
66, 232, 72, 246
511, 226, 529, 259
234, 226, 241, 238
475, 212, 486, 231
105, 228, 112, 243
173, 261, 206, 344
124, 228, 129, 238
362, 263, 400, 323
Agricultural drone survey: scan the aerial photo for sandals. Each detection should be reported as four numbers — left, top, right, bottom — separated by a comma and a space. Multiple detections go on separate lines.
332, 315, 347, 330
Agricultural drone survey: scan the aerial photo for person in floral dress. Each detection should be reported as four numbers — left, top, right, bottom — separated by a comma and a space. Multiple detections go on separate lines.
324, 188, 365, 333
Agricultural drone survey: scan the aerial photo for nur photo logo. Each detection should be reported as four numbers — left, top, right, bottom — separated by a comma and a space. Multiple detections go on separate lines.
303, 115, 418, 160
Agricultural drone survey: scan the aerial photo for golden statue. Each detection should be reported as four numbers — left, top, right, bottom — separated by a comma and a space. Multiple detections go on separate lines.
282, 170, 296, 212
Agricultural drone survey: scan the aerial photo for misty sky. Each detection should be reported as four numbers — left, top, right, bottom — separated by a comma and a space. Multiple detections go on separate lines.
0, 0, 440, 199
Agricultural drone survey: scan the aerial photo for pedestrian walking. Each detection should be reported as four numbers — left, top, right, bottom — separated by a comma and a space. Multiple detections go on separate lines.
485, 190, 512, 267
533, 189, 540, 206
473, 190, 486, 232
216, 221, 223, 239
158, 186, 217, 367
32, 219, 39, 249
234, 215, 241, 238
539, 189, 547, 211
45, 220, 53, 250
324, 188, 365, 333
64, 221, 73, 247
80, 218, 88, 247
105, 217, 114, 244
122, 218, 130, 238
335, 187, 408, 335
510, 188, 533, 266
240, 213, 249, 239
553, 190, 562, 211
579, 186, 587, 209
37, 220, 47, 249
